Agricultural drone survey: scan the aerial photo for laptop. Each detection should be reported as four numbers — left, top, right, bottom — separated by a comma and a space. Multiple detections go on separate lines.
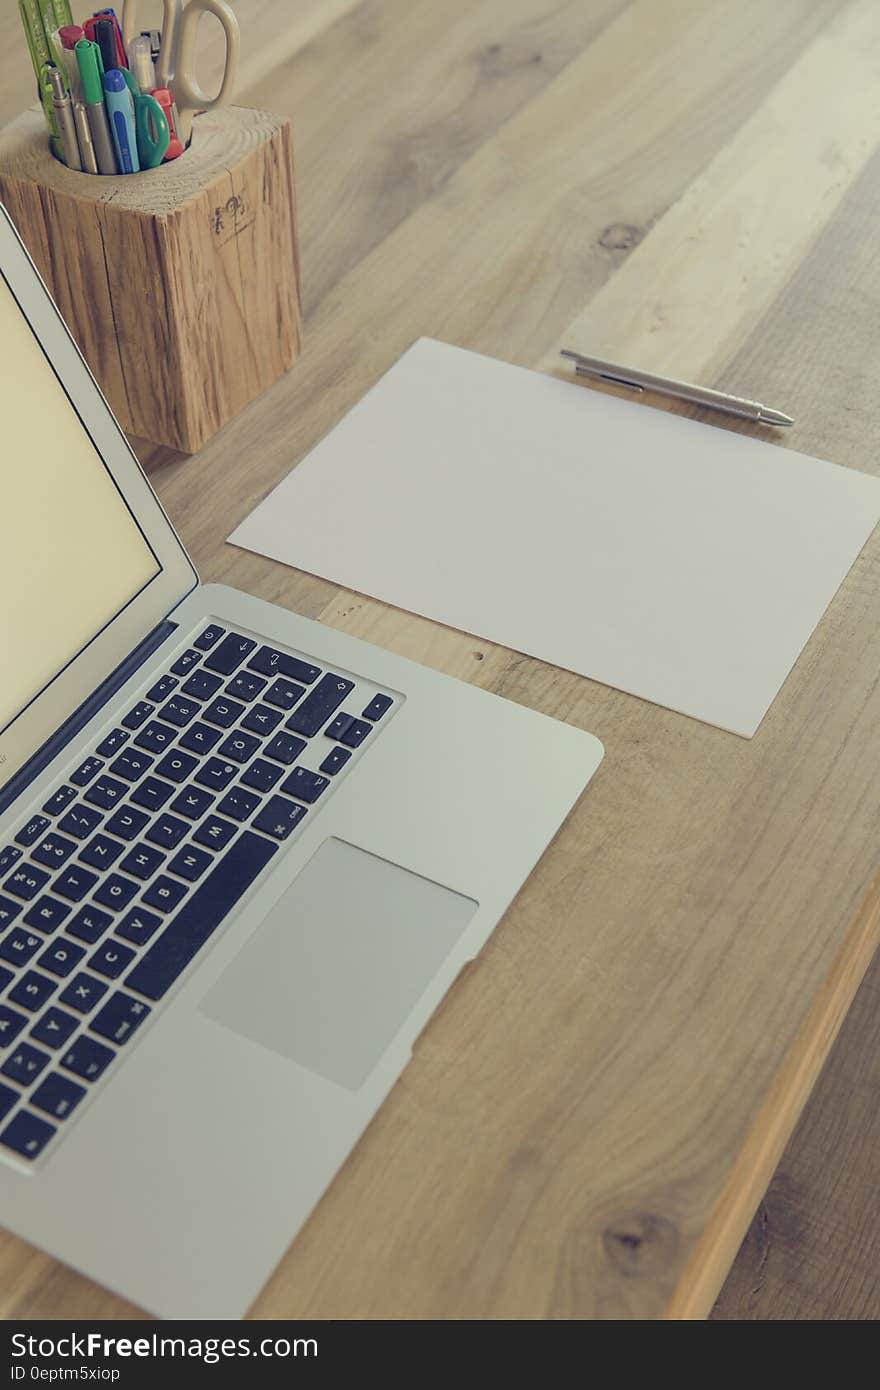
0, 203, 603, 1318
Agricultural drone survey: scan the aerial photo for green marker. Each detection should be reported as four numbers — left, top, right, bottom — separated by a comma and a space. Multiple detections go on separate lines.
75, 40, 117, 175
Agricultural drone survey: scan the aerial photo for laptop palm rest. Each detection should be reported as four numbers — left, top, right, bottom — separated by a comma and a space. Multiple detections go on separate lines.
199, 838, 478, 1090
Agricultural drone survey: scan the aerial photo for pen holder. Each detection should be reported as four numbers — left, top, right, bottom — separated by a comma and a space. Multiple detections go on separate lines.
0, 104, 301, 454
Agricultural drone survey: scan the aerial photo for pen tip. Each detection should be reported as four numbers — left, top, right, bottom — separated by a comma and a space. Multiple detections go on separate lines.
759, 408, 794, 427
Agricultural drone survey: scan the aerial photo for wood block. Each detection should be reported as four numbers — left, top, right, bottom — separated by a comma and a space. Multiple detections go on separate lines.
0, 105, 302, 453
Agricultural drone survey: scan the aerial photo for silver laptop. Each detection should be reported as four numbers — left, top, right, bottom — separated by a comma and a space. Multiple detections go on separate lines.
0, 204, 603, 1318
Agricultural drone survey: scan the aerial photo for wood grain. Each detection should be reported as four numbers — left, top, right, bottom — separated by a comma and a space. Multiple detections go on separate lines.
0, 0, 878, 1320
0, 106, 301, 451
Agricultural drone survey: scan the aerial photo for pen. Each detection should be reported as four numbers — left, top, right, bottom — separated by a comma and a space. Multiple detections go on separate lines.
58, 24, 84, 97
75, 39, 117, 174
49, 63, 81, 169
37, 61, 64, 161
84, 10, 127, 68
94, 17, 120, 76
103, 68, 139, 173
73, 99, 98, 172
560, 350, 794, 427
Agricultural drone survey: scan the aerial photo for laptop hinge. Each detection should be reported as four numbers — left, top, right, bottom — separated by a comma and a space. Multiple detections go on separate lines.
0, 618, 178, 818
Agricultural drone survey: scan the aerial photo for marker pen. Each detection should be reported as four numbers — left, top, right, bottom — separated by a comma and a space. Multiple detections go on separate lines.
103, 69, 139, 174
58, 24, 84, 99
75, 39, 117, 174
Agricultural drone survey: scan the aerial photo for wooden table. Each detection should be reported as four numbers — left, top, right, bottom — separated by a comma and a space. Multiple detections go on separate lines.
1, 0, 879, 1320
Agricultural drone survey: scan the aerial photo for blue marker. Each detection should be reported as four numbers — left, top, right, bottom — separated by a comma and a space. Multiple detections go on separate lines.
103, 69, 139, 173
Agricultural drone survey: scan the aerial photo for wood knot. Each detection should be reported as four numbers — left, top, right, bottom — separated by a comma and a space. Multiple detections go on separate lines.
602, 1212, 678, 1277
599, 223, 643, 252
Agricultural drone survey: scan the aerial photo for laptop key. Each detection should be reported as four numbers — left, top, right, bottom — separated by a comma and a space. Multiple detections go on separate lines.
144, 814, 189, 851
202, 697, 244, 730
264, 732, 307, 766
52, 865, 98, 904
0, 1083, 18, 1121
31, 1073, 86, 1121
130, 776, 174, 812
0, 934, 45, 967
362, 693, 394, 721
181, 669, 222, 701
320, 746, 352, 776
324, 713, 354, 741
66, 906, 113, 945
23, 896, 72, 934
95, 728, 130, 759
285, 673, 355, 738
194, 758, 237, 792
160, 696, 200, 728
170, 786, 215, 820
264, 678, 304, 712
240, 702, 283, 736
116, 907, 162, 947
57, 804, 103, 840
0, 895, 22, 929
4, 866, 49, 901
126, 831, 277, 1002
70, 755, 105, 786
194, 625, 225, 650
37, 939, 86, 979
0, 847, 22, 876
281, 767, 330, 804
203, 633, 256, 676
58, 972, 109, 1014
8, 971, 56, 1013
142, 875, 188, 913
93, 874, 140, 912
1, 1041, 50, 1085
0, 966, 12, 992
178, 721, 223, 754
192, 816, 237, 851
30, 1007, 78, 1049
42, 785, 77, 817
121, 701, 154, 731
79, 833, 125, 870
110, 749, 155, 782
90, 992, 150, 1045
104, 806, 150, 842
145, 673, 178, 703
216, 787, 260, 822
166, 845, 212, 882
134, 721, 176, 755
340, 719, 372, 749
120, 844, 166, 881
0, 1110, 56, 1159
247, 646, 321, 684
15, 816, 50, 848
217, 731, 261, 764
252, 795, 308, 841
240, 758, 283, 793
32, 833, 77, 870
88, 941, 136, 980
84, 775, 128, 810
170, 648, 202, 676
0, 1004, 29, 1042
60, 1035, 114, 1082
225, 672, 266, 702
154, 749, 199, 784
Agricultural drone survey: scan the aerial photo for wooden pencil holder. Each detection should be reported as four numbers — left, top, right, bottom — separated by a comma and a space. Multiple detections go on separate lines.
0, 105, 301, 454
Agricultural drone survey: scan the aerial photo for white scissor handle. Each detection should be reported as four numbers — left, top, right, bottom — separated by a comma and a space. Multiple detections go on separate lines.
172, 0, 240, 145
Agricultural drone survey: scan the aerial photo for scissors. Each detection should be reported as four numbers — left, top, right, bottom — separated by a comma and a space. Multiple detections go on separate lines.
121, 69, 170, 168
122, 0, 240, 146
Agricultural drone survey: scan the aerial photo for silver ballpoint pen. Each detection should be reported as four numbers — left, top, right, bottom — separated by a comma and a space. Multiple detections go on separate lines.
560, 349, 794, 427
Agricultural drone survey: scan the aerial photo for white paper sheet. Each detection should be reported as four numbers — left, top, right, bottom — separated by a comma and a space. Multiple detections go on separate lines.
229, 339, 880, 737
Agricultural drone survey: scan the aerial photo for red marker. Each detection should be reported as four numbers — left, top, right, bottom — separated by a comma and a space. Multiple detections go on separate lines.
151, 88, 185, 161
83, 13, 127, 69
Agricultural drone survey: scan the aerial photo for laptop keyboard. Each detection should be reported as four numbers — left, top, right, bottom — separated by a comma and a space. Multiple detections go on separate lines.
0, 624, 397, 1164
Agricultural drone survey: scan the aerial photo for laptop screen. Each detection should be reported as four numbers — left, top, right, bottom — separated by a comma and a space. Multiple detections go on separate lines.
0, 270, 161, 738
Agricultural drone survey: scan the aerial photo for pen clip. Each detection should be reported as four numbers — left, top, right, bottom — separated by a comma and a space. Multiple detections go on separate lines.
572, 363, 644, 393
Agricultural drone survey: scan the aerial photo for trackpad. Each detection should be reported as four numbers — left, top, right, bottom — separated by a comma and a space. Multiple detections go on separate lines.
200, 838, 478, 1090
